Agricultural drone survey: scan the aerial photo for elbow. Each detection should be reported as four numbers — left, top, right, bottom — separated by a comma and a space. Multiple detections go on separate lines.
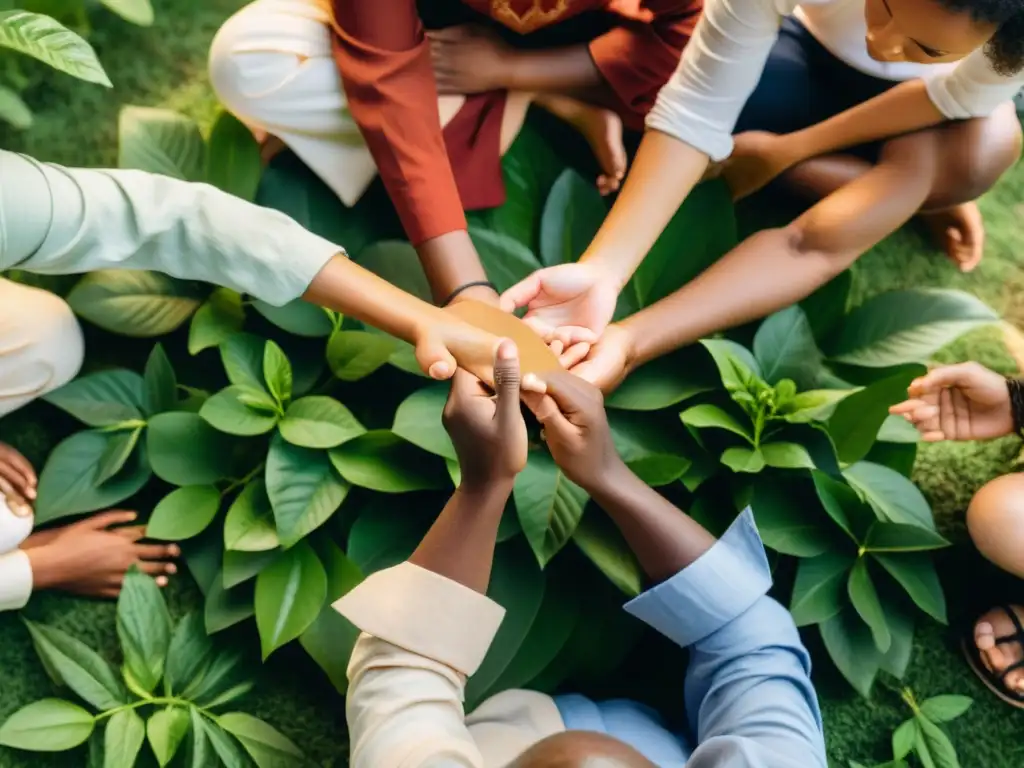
783, 221, 860, 275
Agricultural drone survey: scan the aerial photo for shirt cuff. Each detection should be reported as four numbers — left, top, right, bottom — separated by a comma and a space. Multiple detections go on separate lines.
333, 562, 506, 677
0, 549, 33, 612
624, 507, 772, 648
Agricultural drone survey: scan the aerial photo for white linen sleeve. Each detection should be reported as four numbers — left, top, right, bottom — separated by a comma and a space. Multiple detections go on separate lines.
925, 49, 1024, 119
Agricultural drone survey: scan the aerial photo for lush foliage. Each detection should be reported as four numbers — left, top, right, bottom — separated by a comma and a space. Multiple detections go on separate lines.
34, 105, 999, 701
0, 0, 154, 130
850, 687, 972, 768
0, 567, 304, 766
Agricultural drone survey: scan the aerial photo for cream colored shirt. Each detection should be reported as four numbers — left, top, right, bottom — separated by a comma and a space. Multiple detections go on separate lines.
0, 148, 343, 611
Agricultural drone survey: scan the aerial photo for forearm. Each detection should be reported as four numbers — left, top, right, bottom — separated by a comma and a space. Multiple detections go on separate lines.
415, 230, 498, 305
586, 462, 715, 584
506, 45, 615, 106
582, 130, 708, 288
408, 480, 513, 593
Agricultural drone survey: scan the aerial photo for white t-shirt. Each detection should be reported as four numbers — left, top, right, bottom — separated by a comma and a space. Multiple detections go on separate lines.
648, 0, 1024, 160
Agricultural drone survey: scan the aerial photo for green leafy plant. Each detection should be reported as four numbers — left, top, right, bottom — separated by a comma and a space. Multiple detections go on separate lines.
40, 111, 998, 700
0, 568, 304, 766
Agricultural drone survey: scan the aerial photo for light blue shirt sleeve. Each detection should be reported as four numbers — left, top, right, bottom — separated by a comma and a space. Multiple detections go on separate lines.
0, 150, 341, 306
624, 508, 827, 768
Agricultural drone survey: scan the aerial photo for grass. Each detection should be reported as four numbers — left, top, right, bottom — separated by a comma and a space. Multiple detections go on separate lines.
1, 1, 1023, 765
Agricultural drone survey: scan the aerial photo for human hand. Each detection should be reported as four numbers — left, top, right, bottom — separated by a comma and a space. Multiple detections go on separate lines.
429, 24, 512, 95
889, 362, 1014, 441
716, 131, 800, 202
523, 370, 624, 492
27, 511, 179, 598
566, 324, 637, 395
0, 442, 37, 513
500, 261, 618, 342
443, 339, 528, 488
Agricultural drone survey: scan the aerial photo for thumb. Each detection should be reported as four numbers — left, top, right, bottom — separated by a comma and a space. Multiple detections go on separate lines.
910, 363, 978, 396
415, 335, 457, 381
493, 339, 522, 427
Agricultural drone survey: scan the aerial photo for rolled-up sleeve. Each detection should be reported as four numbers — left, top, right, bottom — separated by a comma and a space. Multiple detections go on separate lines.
0, 494, 34, 612
0, 150, 341, 307
645, 0, 795, 161
334, 562, 506, 768
925, 50, 1024, 120
625, 509, 827, 768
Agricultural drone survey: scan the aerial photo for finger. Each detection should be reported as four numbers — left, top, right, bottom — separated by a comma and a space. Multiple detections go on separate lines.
116, 524, 148, 541
909, 363, 979, 395
540, 369, 601, 415
521, 373, 547, 394
559, 342, 591, 369
922, 431, 947, 442
136, 542, 181, 561
0, 447, 36, 493
911, 403, 940, 426
521, 391, 572, 434
548, 339, 565, 357
449, 364, 483, 402
889, 399, 928, 416
939, 386, 956, 441
0, 483, 33, 518
500, 273, 544, 312
522, 314, 556, 339
547, 326, 598, 347
415, 336, 458, 381
952, 386, 972, 440
493, 339, 522, 428
139, 560, 178, 576
85, 510, 138, 530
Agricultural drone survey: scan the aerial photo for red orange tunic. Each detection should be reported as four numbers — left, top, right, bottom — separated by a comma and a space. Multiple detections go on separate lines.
330, 0, 702, 246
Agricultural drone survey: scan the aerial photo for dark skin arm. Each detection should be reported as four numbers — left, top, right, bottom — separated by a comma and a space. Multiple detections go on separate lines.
525, 372, 715, 584
408, 340, 528, 592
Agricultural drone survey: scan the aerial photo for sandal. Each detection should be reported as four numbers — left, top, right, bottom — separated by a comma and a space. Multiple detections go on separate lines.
962, 604, 1024, 708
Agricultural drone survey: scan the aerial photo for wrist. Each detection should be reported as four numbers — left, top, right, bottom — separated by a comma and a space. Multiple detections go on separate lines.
447, 282, 499, 307
25, 544, 61, 591
457, 476, 515, 503
577, 457, 633, 500
580, 250, 632, 293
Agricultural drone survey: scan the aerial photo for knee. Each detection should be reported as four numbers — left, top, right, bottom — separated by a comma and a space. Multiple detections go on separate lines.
24, 290, 85, 396
931, 108, 1022, 208
967, 473, 1024, 578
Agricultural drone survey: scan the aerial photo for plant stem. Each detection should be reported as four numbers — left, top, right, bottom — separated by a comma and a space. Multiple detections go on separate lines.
900, 686, 919, 713
221, 462, 265, 497
97, 697, 214, 722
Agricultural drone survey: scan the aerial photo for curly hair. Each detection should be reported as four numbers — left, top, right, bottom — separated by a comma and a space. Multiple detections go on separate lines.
935, 0, 1024, 74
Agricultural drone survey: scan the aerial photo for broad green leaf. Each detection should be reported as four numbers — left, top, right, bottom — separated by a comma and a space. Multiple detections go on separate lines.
392, 384, 457, 460
300, 540, 363, 693
206, 110, 261, 201
864, 522, 950, 553
266, 433, 349, 547
165, 612, 215, 695
99, 0, 153, 26
470, 226, 542, 293
827, 369, 919, 465
605, 347, 717, 411
779, 388, 858, 424
182, 648, 252, 707
223, 549, 279, 589
198, 716, 249, 768
873, 552, 947, 624
0, 699, 94, 751
347, 497, 434, 573
204, 578, 255, 634
252, 299, 334, 338
749, 478, 831, 557
915, 716, 961, 768
188, 709, 214, 767
43, 369, 144, 426
224, 479, 280, 552
801, 270, 851, 343
819, 607, 883, 697
608, 409, 692, 487
514, 450, 589, 567
753, 306, 823, 389
761, 442, 815, 470
571, 510, 642, 597
880, 593, 915, 679
844, 462, 936, 530
35, 430, 151, 524
0, 83, 31, 129
827, 288, 997, 367
878, 414, 922, 443
538, 169, 606, 266
326, 330, 396, 381
118, 106, 204, 181
147, 485, 221, 541
104, 709, 145, 768
218, 713, 305, 767
143, 343, 177, 416
812, 471, 876, 543
0, 10, 109, 85
146, 708, 189, 767
680, 404, 752, 442
94, 427, 142, 486
255, 541, 327, 659
700, 339, 762, 392
220, 333, 267, 392
465, 540, 546, 707
68, 271, 204, 337
789, 549, 855, 626
357, 240, 432, 300
22, 620, 125, 710
279, 396, 365, 449
189, 289, 245, 355
329, 430, 446, 492
263, 340, 293, 405
117, 567, 172, 693
720, 446, 765, 473
848, 558, 891, 653
892, 719, 916, 760
920, 695, 972, 723
201, 386, 280, 435
148, 412, 239, 486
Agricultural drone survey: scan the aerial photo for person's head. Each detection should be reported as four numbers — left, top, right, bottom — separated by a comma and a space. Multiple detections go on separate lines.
507, 731, 656, 768
863, 0, 1024, 74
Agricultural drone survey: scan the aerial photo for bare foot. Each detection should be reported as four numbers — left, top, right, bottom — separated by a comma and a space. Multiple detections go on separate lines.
919, 202, 985, 273
535, 94, 627, 196
973, 605, 1024, 695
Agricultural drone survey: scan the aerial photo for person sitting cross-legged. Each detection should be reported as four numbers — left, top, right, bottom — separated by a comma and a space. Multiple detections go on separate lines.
332, 339, 828, 767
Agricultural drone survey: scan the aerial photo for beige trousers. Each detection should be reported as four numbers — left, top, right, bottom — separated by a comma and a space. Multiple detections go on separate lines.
0, 278, 84, 419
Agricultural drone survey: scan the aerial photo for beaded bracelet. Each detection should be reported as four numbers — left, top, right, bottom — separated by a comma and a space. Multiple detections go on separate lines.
1006, 377, 1024, 434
